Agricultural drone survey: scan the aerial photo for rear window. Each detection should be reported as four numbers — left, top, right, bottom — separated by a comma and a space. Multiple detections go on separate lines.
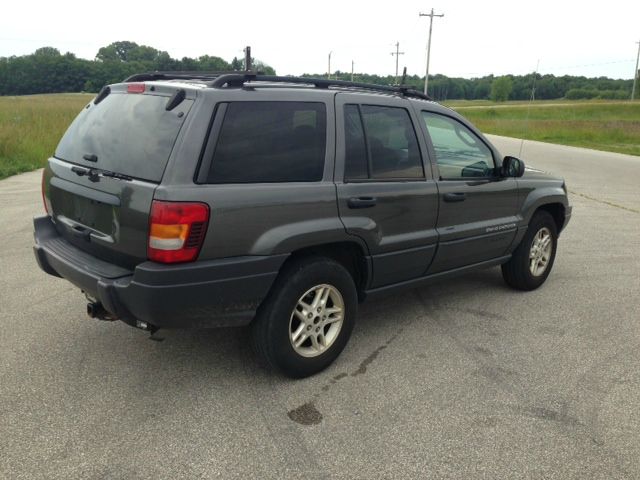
205, 101, 327, 183
55, 92, 193, 183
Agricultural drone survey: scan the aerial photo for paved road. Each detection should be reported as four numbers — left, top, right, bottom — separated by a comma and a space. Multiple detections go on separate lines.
1, 137, 639, 479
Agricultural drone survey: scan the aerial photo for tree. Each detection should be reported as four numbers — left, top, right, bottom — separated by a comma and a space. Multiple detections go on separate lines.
230, 57, 243, 71
96, 41, 140, 62
34, 47, 61, 57
490, 76, 513, 102
253, 60, 276, 75
197, 55, 231, 71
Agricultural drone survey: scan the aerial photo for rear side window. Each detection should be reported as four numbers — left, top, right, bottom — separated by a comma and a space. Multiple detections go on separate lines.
206, 102, 327, 183
55, 92, 193, 183
344, 104, 424, 181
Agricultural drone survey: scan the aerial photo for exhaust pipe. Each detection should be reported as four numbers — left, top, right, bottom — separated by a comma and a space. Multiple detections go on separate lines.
86, 301, 157, 333
86, 302, 116, 321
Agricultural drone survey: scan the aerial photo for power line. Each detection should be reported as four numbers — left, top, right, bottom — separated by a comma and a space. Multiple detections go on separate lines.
419, 8, 444, 95
390, 41, 405, 85
632, 41, 640, 100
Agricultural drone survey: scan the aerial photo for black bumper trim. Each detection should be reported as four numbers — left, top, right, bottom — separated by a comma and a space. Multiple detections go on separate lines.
33, 215, 288, 328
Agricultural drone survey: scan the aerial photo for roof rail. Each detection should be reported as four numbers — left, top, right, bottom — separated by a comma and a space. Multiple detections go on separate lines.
123, 71, 262, 83
209, 74, 432, 101
122, 71, 432, 101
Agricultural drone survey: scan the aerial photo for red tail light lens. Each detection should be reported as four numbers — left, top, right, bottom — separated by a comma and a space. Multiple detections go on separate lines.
41, 169, 51, 215
127, 83, 146, 93
148, 201, 209, 263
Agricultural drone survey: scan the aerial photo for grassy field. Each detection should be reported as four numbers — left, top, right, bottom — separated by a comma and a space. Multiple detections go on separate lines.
0, 94, 92, 179
0, 94, 638, 180
446, 100, 640, 156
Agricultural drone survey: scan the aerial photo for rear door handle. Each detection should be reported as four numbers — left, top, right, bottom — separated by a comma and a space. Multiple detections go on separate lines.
348, 197, 377, 209
443, 192, 466, 203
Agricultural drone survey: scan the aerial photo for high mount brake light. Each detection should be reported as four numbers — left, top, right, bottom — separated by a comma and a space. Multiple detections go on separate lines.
127, 83, 146, 94
148, 201, 209, 263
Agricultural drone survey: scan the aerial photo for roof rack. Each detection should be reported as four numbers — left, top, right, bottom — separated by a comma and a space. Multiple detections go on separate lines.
123, 71, 432, 101
210, 74, 432, 101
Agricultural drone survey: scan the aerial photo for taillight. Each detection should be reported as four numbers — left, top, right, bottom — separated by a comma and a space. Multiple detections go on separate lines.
148, 201, 209, 263
127, 83, 146, 94
41, 169, 51, 215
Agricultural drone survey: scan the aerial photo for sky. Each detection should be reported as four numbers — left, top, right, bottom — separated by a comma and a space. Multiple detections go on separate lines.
1, 0, 639, 80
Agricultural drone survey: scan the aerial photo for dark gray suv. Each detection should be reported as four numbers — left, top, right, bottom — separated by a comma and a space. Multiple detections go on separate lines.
34, 73, 571, 377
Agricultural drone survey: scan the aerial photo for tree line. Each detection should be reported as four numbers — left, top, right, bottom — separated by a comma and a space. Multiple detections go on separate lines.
312, 72, 634, 101
0, 41, 274, 96
0, 42, 634, 101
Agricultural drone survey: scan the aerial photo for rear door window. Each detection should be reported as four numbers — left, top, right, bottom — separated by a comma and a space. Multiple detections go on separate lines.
55, 92, 193, 183
344, 104, 424, 181
205, 101, 327, 183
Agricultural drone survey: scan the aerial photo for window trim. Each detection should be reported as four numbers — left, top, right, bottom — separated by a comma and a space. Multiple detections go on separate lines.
344, 103, 426, 183
421, 110, 498, 182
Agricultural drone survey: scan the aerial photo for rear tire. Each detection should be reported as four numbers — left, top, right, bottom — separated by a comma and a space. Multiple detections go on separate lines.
252, 256, 357, 378
502, 211, 558, 291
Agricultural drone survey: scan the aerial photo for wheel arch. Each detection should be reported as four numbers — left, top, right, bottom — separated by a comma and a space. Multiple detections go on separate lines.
535, 202, 566, 233
521, 187, 569, 234
282, 241, 371, 302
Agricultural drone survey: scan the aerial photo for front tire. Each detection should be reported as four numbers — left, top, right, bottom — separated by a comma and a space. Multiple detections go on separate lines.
502, 211, 558, 291
252, 257, 357, 378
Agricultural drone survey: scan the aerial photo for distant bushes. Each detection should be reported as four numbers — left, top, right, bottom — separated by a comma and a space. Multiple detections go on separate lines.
565, 88, 629, 100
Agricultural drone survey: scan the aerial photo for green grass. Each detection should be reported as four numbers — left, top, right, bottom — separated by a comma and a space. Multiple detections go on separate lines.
445, 100, 640, 156
0, 94, 93, 179
1, 95, 639, 181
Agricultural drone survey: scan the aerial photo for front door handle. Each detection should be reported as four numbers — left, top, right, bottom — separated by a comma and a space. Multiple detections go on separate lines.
348, 197, 377, 209
443, 192, 466, 203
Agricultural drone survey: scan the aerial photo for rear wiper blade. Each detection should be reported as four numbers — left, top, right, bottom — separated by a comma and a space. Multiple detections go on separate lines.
101, 170, 133, 181
71, 166, 131, 182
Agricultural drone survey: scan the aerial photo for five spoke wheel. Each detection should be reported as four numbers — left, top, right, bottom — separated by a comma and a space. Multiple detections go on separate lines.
289, 284, 344, 358
529, 227, 553, 277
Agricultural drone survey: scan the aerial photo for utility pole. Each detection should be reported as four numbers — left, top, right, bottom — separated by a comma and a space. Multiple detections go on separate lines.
328, 51, 333, 79
390, 42, 405, 84
419, 8, 444, 95
632, 41, 640, 101
244, 46, 252, 71
351, 60, 354, 82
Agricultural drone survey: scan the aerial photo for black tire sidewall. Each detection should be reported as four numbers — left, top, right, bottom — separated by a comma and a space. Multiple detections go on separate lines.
259, 258, 357, 378
515, 211, 558, 289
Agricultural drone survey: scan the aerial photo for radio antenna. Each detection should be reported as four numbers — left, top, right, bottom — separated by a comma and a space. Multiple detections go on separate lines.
519, 60, 539, 158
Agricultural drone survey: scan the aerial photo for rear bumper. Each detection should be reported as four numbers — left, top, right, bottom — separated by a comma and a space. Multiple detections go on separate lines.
33, 215, 287, 328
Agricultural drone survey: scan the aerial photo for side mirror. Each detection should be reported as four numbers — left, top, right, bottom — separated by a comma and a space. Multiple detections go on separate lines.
502, 156, 525, 177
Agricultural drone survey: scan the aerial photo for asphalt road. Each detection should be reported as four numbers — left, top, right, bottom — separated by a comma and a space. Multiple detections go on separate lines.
1, 136, 639, 479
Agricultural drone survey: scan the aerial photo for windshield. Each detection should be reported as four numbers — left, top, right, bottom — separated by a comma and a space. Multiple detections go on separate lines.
55, 92, 193, 182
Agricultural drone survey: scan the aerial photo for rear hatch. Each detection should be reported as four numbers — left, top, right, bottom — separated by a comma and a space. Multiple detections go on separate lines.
44, 82, 195, 269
